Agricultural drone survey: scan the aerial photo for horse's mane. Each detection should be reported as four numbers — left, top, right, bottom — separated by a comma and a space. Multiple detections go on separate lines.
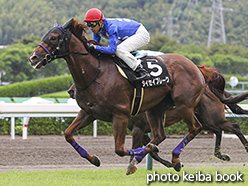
67, 18, 88, 43
65, 18, 106, 58
69, 18, 105, 47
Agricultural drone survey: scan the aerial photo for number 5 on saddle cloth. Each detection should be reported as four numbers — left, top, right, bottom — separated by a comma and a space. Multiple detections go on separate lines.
113, 52, 172, 116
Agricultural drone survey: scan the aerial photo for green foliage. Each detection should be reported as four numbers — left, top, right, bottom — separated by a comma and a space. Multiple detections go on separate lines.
0, 75, 73, 97
40, 91, 70, 98
27, 117, 73, 135
211, 54, 248, 75
165, 120, 188, 135
15, 125, 23, 136
0, 41, 36, 82
1, 0, 248, 47
26, 119, 129, 136
97, 120, 113, 135
145, 33, 248, 75
147, 33, 179, 52
0, 2, 248, 83
0, 118, 10, 135
0, 37, 69, 83
1, 115, 247, 136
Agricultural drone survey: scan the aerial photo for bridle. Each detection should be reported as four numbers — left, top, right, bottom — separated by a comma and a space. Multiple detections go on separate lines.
37, 26, 101, 91
38, 26, 90, 63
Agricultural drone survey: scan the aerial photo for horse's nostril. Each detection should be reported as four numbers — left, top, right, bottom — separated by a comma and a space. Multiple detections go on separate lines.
30, 56, 37, 62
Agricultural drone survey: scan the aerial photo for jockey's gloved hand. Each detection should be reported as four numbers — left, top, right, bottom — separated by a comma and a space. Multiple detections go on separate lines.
87, 43, 95, 51
67, 89, 75, 99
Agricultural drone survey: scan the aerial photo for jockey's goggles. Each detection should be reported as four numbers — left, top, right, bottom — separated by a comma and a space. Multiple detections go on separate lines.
86, 21, 99, 28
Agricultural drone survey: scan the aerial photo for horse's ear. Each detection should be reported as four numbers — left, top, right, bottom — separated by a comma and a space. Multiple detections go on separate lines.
62, 18, 74, 29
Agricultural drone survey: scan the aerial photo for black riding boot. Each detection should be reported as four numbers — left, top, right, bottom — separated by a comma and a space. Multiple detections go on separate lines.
134, 64, 151, 81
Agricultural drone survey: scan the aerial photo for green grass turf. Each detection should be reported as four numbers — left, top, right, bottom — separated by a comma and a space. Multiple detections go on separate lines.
0, 167, 247, 186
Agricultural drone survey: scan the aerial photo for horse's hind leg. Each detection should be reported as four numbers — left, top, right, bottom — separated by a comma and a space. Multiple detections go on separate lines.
220, 122, 248, 152
130, 107, 168, 163
146, 110, 166, 145
171, 110, 202, 172
232, 123, 248, 152
112, 114, 157, 158
212, 129, 231, 161
64, 109, 100, 167
127, 126, 172, 175
128, 100, 174, 169
142, 132, 172, 168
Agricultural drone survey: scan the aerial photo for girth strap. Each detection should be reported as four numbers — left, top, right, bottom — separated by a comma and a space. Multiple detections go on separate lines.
131, 84, 144, 116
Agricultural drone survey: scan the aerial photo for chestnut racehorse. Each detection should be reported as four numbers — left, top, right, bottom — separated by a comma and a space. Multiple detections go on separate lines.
126, 66, 248, 174
28, 18, 205, 172
68, 66, 248, 174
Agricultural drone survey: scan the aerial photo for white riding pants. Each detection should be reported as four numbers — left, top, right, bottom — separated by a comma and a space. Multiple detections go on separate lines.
115, 24, 150, 70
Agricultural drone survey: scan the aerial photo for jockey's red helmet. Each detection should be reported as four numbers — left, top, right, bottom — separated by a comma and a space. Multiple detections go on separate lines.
84, 8, 105, 22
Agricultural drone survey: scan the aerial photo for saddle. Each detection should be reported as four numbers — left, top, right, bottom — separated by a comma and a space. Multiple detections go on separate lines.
113, 53, 172, 116
113, 53, 172, 88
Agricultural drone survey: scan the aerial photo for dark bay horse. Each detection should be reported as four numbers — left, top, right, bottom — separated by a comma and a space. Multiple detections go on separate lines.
28, 18, 205, 172
126, 66, 248, 174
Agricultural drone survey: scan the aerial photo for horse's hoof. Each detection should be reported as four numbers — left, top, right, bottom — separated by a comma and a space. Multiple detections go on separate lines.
222, 155, 231, 161
147, 143, 159, 153
92, 155, 101, 167
126, 165, 137, 175
126, 158, 138, 175
215, 153, 231, 161
173, 162, 184, 172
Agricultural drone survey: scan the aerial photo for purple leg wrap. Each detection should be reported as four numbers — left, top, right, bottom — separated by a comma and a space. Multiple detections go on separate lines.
135, 153, 147, 163
172, 136, 191, 156
72, 140, 88, 158
127, 147, 146, 156
128, 144, 150, 163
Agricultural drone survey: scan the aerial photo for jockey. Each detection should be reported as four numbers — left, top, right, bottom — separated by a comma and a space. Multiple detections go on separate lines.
84, 8, 151, 81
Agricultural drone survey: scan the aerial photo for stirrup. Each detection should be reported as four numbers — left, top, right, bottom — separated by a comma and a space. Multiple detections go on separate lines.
134, 73, 151, 81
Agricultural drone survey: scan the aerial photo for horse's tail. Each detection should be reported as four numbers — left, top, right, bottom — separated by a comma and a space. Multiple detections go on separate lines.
197, 65, 248, 105
197, 65, 225, 93
224, 91, 248, 114
209, 79, 248, 105
216, 90, 248, 105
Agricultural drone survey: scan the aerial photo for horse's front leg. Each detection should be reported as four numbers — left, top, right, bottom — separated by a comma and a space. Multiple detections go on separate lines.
64, 109, 100, 167
126, 125, 146, 175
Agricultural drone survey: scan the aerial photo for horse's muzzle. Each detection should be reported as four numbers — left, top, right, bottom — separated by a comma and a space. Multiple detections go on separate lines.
28, 53, 47, 70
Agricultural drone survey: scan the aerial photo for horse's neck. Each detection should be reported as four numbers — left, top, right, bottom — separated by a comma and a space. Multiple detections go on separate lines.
65, 36, 100, 91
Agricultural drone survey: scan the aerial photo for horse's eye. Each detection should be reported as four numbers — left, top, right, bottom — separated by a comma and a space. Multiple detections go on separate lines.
51, 36, 57, 40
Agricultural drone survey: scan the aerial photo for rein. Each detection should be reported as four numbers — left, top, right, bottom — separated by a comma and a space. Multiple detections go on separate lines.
39, 26, 101, 91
